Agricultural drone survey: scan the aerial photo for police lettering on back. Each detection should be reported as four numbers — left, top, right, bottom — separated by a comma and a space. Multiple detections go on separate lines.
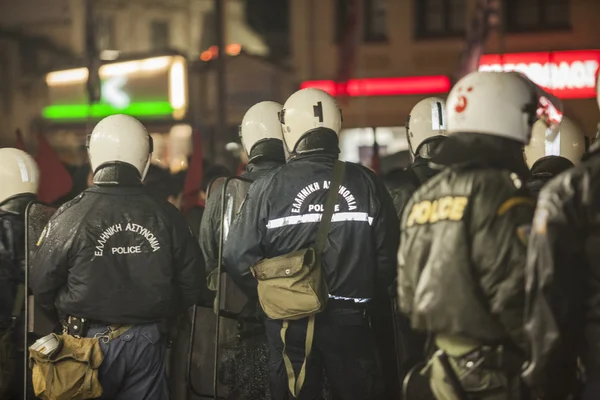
291, 181, 358, 214
94, 222, 161, 256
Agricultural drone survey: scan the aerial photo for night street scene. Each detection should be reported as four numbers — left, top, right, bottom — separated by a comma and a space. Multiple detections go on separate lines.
0, 0, 599, 399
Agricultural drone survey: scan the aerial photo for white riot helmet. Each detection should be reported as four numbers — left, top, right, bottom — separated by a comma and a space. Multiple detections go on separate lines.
279, 88, 342, 154
87, 114, 153, 179
525, 116, 586, 167
446, 71, 563, 144
0, 148, 40, 204
406, 97, 447, 158
239, 101, 285, 162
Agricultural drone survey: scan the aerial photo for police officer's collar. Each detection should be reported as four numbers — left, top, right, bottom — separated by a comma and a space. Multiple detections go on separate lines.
93, 162, 143, 187
289, 130, 339, 157
246, 159, 284, 173
412, 157, 443, 183
0, 193, 36, 215
247, 139, 286, 164
530, 156, 573, 176
432, 132, 531, 179
287, 150, 339, 163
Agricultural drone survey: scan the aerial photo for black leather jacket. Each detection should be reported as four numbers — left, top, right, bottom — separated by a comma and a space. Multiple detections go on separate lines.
398, 161, 534, 353
223, 152, 399, 302
30, 163, 206, 325
523, 146, 600, 399
387, 156, 442, 219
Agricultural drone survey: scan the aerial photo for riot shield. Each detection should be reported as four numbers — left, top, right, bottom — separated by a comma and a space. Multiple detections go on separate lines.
217, 177, 251, 317
183, 176, 269, 400
24, 201, 57, 398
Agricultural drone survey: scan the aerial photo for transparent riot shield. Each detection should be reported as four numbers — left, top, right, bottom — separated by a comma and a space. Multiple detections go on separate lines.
184, 176, 266, 400
24, 201, 57, 398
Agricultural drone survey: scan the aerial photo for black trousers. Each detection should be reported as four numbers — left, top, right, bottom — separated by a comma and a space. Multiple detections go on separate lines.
265, 305, 386, 400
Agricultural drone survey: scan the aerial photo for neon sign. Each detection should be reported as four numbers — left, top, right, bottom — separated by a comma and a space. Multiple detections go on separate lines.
479, 50, 600, 99
102, 76, 130, 108
300, 76, 452, 97
43, 56, 188, 121
301, 50, 600, 100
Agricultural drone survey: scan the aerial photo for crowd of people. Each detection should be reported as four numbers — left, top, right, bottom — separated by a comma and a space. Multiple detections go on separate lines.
0, 68, 599, 400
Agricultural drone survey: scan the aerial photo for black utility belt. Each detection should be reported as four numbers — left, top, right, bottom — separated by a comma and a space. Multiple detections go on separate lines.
326, 298, 369, 310
64, 316, 116, 338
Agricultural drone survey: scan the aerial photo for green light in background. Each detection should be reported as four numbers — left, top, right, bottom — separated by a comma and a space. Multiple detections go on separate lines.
42, 102, 174, 120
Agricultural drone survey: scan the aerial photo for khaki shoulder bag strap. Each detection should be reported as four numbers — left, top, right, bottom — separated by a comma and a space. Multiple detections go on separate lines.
281, 160, 346, 398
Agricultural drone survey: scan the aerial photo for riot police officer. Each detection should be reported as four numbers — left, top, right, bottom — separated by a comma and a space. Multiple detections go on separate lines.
223, 88, 399, 400
0, 148, 39, 400
198, 101, 286, 399
524, 117, 585, 198
380, 97, 449, 398
523, 75, 600, 400
200, 101, 286, 276
388, 97, 448, 217
29, 114, 205, 399
398, 71, 563, 400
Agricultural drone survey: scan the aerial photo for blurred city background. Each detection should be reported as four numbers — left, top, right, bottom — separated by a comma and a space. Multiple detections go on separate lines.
0, 0, 598, 209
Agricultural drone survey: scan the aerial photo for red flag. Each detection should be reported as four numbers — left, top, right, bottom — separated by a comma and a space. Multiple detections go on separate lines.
34, 132, 73, 204
182, 130, 204, 214
371, 131, 381, 175
15, 129, 26, 151
335, 0, 360, 103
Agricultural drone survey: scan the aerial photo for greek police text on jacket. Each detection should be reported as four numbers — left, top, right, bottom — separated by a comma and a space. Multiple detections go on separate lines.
30, 181, 205, 325
223, 153, 399, 301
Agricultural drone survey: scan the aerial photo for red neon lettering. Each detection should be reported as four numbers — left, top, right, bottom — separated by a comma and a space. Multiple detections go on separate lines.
479, 50, 600, 99
300, 76, 451, 97
301, 50, 600, 100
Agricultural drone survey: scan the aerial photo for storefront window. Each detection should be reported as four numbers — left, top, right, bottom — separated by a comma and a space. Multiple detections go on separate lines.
339, 126, 408, 165
96, 14, 116, 51
415, 0, 466, 38
505, 0, 570, 32
364, 0, 388, 42
150, 20, 171, 51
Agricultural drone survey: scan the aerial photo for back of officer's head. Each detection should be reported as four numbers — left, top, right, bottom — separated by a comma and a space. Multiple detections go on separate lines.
239, 101, 286, 163
280, 88, 342, 157
525, 117, 586, 168
446, 71, 552, 144
0, 148, 39, 206
87, 114, 153, 180
433, 71, 562, 175
406, 97, 448, 161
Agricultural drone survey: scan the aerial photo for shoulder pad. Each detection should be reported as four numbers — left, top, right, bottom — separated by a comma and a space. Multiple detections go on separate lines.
52, 192, 85, 219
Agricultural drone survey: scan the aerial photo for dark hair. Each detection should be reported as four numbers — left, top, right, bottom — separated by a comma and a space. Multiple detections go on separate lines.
144, 164, 176, 201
